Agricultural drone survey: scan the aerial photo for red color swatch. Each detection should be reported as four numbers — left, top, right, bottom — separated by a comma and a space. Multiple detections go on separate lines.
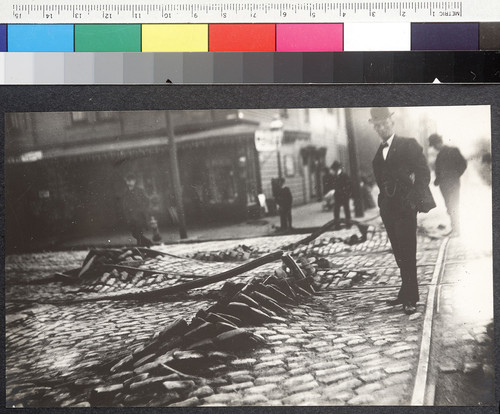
209, 24, 276, 52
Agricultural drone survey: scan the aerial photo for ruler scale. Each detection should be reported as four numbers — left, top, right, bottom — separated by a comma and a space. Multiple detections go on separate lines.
2, 0, 498, 23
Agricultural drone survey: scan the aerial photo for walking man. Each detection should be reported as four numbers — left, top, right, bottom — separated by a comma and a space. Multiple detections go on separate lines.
428, 133, 467, 236
331, 161, 352, 227
370, 108, 436, 315
276, 178, 293, 231
122, 173, 154, 247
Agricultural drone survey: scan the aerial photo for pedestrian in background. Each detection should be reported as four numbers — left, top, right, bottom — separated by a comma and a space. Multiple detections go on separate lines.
331, 161, 352, 228
428, 133, 467, 236
322, 167, 335, 210
122, 173, 154, 246
276, 178, 293, 231
370, 107, 436, 315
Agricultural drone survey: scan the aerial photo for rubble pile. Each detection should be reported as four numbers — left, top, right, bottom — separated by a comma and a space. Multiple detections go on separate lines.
72, 248, 185, 294
87, 262, 319, 407
188, 245, 265, 262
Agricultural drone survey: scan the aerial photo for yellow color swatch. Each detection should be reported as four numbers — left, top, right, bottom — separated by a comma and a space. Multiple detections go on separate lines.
142, 24, 208, 52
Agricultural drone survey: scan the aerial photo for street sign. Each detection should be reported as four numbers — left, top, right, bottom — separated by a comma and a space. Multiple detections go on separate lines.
255, 129, 277, 152
1, 0, 499, 23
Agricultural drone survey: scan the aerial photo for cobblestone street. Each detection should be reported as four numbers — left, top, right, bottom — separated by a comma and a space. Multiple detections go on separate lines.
5, 212, 495, 408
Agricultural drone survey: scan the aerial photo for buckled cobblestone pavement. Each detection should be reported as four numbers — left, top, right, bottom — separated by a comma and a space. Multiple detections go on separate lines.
5, 220, 494, 407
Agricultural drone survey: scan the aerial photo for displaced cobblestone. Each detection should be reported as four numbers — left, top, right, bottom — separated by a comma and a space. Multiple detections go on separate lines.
6, 223, 449, 407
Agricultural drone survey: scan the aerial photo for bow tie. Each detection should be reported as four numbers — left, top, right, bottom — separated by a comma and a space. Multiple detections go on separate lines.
381, 141, 389, 148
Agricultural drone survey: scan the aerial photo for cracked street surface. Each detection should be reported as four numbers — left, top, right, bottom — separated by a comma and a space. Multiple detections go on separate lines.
5, 213, 494, 407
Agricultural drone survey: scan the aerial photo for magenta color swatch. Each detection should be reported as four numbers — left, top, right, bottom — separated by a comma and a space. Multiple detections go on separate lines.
276, 24, 343, 51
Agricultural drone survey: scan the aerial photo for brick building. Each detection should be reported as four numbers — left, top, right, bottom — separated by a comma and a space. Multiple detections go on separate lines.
5, 108, 347, 251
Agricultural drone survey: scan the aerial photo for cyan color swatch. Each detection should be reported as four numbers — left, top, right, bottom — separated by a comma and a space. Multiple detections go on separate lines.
8, 25, 74, 52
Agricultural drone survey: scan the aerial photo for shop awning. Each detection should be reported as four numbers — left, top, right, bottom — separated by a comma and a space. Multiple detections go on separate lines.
6, 123, 260, 164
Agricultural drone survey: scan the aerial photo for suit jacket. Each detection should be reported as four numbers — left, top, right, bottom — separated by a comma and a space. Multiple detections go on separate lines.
435, 145, 467, 187
373, 136, 436, 213
276, 186, 293, 209
333, 172, 352, 202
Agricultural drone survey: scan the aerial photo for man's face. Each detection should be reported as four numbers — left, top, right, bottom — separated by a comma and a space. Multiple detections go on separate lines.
372, 118, 395, 141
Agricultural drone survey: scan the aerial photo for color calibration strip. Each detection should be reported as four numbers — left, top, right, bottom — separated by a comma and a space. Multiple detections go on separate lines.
1, 51, 498, 83
1, 23, 499, 52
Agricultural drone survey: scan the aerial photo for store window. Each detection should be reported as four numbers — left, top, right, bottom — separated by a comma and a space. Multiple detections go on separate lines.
207, 159, 238, 204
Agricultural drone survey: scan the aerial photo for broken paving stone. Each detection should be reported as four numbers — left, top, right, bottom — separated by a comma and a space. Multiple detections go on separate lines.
108, 371, 134, 382
124, 373, 149, 389
129, 375, 176, 392
72, 402, 91, 407
217, 381, 254, 393
90, 384, 124, 405
463, 363, 483, 376
146, 392, 181, 407
110, 354, 134, 373
347, 394, 376, 405
169, 396, 200, 407
133, 353, 157, 369
384, 363, 412, 374
186, 338, 215, 351
408, 312, 422, 321
439, 361, 461, 373
162, 380, 196, 392
73, 378, 104, 387
189, 385, 214, 398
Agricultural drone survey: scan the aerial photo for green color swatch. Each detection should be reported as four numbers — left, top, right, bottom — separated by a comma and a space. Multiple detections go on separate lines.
75, 25, 141, 52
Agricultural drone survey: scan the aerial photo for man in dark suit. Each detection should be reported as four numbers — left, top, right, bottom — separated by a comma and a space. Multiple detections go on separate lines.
370, 108, 436, 315
276, 178, 293, 231
331, 161, 352, 226
428, 133, 467, 236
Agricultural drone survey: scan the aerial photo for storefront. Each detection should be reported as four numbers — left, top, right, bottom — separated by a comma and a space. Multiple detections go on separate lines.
5, 122, 261, 250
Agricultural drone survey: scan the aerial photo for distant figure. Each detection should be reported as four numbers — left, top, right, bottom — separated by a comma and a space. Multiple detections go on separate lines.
322, 167, 335, 210
122, 173, 154, 246
275, 178, 293, 231
331, 161, 352, 226
428, 133, 467, 236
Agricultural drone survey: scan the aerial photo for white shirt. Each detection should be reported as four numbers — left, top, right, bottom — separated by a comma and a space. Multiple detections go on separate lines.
382, 134, 395, 160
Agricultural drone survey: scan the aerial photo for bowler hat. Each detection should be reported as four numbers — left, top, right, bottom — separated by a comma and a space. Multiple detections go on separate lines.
331, 161, 342, 170
369, 107, 394, 123
428, 133, 443, 146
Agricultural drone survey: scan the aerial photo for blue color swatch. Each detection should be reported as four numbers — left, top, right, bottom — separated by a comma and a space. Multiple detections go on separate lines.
8, 25, 74, 52
0, 25, 7, 51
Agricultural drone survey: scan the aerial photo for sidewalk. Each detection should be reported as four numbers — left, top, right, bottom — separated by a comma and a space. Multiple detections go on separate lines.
424, 171, 494, 405
55, 201, 380, 250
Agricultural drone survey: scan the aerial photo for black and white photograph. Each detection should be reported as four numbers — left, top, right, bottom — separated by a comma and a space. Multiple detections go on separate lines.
4, 98, 494, 407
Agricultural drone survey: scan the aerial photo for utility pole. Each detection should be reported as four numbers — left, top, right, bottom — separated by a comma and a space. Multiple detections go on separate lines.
344, 108, 364, 217
165, 111, 187, 239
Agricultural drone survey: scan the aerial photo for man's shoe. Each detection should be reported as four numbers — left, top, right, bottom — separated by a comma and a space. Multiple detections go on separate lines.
403, 303, 417, 315
386, 298, 403, 306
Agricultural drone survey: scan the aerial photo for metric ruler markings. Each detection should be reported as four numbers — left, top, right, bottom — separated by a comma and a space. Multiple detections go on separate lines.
3, 1, 488, 23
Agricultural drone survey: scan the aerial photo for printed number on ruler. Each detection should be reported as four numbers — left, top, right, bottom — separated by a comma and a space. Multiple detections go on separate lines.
2, 0, 499, 23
